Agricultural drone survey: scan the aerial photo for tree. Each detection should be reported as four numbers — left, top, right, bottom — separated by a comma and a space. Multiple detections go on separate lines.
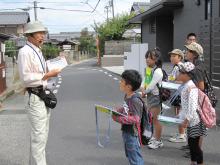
5, 40, 17, 58
93, 12, 135, 55
42, 44, 60, 60
79, 27, 96, 56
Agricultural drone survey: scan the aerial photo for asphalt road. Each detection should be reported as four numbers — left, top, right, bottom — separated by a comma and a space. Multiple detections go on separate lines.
47, 59, 220, 165
0, 59, 220, 165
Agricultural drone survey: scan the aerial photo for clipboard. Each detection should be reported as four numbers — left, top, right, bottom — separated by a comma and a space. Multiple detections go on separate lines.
95, 104, 127, 117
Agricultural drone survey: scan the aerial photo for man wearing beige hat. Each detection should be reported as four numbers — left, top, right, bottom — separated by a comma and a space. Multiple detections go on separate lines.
18, 21, 61, 165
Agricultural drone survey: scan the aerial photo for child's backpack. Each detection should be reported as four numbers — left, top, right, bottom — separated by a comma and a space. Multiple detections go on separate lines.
204, 71, 218, 107
135, 96, 153, 145
189, 87, 216, 128
198, 88, 216, 128
154, 67, 171, 102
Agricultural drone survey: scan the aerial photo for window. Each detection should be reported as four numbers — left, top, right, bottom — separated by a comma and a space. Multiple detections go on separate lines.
149, 18, 156, 33
205, 0, 211, 20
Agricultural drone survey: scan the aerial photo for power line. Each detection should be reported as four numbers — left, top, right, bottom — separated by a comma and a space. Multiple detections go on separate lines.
92, 0, 101, 13
38, 7, 91, 13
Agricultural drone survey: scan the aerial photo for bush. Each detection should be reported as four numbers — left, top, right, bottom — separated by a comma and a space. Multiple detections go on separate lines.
93, 12, 135, 56
42, 44, 60, 60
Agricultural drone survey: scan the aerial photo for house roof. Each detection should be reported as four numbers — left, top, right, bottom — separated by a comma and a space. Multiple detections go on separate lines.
123, 28, 141, 38
131, 2, 150, 15
0, 12, 30, 25
49, 31, 95, 42
57, 39, 80, 46
0, 33, 12, 41
129, 0, 183, 24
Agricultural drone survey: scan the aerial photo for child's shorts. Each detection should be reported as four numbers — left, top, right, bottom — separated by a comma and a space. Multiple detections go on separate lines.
147, 94, 161, 109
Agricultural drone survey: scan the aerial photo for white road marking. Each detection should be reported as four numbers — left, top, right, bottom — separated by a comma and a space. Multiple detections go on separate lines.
108, 74, 112, 77
58, 81, 62, 84
104, 72, 108, 74
53, 90, 58, 94
99, 70, 103, 72
77, 68, 87, 70
113, 77, 118, 80
56, 85, 60, 88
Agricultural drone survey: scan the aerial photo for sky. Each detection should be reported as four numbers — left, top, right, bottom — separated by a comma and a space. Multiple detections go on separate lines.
0, 0, 150, 34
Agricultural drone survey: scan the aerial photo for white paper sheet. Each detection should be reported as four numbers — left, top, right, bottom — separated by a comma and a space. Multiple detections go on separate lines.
162, 81, 181, 90
46, 56, 68, 71
158, 115, 183, 124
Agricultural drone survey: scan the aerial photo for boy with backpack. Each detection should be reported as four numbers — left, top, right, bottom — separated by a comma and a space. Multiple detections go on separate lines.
167, 49, 187, 143
177, 62, 207, 165
112, 70, 144, 165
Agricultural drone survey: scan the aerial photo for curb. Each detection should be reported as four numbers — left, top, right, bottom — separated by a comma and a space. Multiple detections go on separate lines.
101, 67, 121, 77
0, 88, 15, 102
0, 88, 15, 112
69, 58, 97, 67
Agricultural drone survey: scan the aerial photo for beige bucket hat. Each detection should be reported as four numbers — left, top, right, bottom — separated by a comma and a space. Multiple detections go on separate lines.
24, 21, 48, 34
185, 42, 203, 56
168, 49, 184, 59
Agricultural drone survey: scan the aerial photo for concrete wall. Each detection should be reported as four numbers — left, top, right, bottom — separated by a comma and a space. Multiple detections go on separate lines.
173, 0, 205, 50
101, 55, 124, 67
141, 19, 156, 50
104, 40, 134, 55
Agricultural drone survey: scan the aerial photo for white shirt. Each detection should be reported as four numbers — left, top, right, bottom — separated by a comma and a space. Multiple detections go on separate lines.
170, 62, 184, 81
179, 80, 200, 127
142, 68, 163, 96
18, 41, 47, 88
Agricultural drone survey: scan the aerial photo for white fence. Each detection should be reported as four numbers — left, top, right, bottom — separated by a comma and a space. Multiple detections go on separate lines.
124, 43, 148, 78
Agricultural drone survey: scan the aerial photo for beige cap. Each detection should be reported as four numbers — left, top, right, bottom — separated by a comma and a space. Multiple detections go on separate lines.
24, 21, 48, 34
185, 42, 203, 56
168, 49, 184, 59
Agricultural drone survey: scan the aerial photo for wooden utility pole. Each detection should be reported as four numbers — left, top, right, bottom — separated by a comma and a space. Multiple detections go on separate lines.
111, 0, 115, 18
34, 1, 38, 21
96, 36, 101, 66
105, 5, 109, 22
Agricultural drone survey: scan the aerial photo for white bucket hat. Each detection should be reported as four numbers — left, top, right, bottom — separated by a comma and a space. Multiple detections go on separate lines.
24, 21, 48, 34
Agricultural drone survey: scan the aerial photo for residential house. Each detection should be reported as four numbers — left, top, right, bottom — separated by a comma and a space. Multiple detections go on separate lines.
0, 12, 30, 36
131, 2, 150, 15
0, 33, 11, 94
129, 0, 220, 87
57, 39, 80, 51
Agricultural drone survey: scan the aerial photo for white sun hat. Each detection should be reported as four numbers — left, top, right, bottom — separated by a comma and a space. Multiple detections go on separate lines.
24, 21, 48, 34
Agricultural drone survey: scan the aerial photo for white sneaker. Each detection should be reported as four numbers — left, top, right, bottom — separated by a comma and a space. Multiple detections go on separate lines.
147, 137, 156, 145
148, 140, 163, 149
169, 134, 186, 143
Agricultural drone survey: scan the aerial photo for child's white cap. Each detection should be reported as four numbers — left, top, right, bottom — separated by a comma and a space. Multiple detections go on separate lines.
179, 62, 195, 73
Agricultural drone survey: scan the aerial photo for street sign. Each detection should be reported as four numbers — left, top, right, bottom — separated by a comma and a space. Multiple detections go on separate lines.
63, 45, 71, 50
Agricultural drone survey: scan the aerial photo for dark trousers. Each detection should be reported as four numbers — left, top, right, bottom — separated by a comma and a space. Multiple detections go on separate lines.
188, 136, 203, 164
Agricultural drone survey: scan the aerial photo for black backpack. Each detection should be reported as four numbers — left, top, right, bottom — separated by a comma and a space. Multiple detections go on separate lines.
154, 68, 171, 102
204, 71, 218, 107
135, 96, 153, 145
